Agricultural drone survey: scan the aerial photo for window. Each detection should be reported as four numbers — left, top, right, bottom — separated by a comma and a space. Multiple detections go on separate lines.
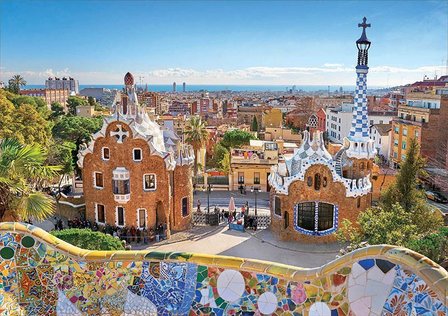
422, 117, 426, 123
317, 203, 334, 231
322, 177, 328, 187
394, 152, 398, 158
357, 197, 361, 208
116, 206, 125, 226
94, 172, 103, 188
238, 172, 244, 184
113, 179, 130, 194
143, 174, 156, 190
401, 154, 406, 161
370, 120, 373, 126
403, 128, 407, 136
274, 196, 281, 216
284, 211, 289, 229
182, 197, 189, 217
102, 147, 110, 160
96, 204, 105, 224
379, 120, 383, 124
314, 174, 321, 190
394, 127, 399, 134
296, 202, 336, 234
296, 202, 315, 231
360, 162, 364, 170
133, 148, 142, 161
254, 172, 260, 185
394, 140, 399, 146
138, 209, 147, 228
402, 141, 406, 150
307, 176, 313, 187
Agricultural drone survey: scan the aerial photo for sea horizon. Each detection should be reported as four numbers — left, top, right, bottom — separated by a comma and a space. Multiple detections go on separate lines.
22, 84, 388, 93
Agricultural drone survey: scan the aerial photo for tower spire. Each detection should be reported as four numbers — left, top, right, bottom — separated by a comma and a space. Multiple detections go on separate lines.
344, 17, 375, 159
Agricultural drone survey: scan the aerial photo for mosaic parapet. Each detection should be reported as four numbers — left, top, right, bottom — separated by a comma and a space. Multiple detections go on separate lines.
0, 222, 447, 315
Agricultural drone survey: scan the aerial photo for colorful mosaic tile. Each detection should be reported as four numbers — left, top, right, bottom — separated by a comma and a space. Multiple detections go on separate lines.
0, 223, 446, 316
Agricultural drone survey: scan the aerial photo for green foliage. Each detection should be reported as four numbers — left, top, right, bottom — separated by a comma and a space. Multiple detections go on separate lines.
251, 116, 258, 132
8, 75, 26, 94
11, 95, 49, 118
220, 129, 256, 149
184, 116, 208, 177
50, 102, 65, 120
52, 116, 103, 145
0, 90, 52, 146
87, 96, 96, 106
46, 141, 76, 175
381, 137, 425, 211
210, 143, 229, 168
51, 229, 124, 251
67, 96, 88, 115
407, 227, 448, 265
219, 151, 231, 175
0, 139, 61, 221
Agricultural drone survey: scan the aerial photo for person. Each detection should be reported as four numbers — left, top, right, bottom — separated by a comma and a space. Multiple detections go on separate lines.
197, 199, 201, 212
148, 228, 155, 242
130, 226, 136, 243
136, 228, 141, 243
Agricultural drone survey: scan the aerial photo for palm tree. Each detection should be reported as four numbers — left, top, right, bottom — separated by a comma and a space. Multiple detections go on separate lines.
184, 116, 208, 179
8, 75, 27, 93
0, 139, 61, 222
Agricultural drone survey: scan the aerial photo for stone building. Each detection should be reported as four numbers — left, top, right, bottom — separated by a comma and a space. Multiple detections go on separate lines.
77, 72, 194, 235
268, 18, 375, 242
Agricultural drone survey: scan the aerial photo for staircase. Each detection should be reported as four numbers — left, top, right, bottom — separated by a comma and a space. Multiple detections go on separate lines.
334, 148, 346, 176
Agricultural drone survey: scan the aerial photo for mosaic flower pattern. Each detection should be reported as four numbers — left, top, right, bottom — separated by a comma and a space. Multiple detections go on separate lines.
0, 227, 446, 316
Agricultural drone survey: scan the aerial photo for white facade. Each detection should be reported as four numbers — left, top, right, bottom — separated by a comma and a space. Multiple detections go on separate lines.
326, 103, 353, 143
327, 103, 394, 144
370, 124, 392, 160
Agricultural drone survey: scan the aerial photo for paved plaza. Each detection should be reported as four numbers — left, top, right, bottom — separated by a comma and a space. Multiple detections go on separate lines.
144, 224, 342, 268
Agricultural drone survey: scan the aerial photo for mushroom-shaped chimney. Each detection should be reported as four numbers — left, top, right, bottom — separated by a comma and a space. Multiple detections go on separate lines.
124, 72, 134, 86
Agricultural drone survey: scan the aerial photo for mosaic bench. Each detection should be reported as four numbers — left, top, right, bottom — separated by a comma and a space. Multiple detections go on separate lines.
0, 222, 446, 315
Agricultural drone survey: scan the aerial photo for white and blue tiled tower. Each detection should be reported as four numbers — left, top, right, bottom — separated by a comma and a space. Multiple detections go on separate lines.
344, 17, 375, 159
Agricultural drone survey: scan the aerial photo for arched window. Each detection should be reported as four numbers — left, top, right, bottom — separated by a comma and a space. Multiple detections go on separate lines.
307, 176, 313, 187
314, 174, 321, 190
323, 177, 328, 187
274, 196, 281, 216
360, 162, 364, 170
284, 211, 289, 229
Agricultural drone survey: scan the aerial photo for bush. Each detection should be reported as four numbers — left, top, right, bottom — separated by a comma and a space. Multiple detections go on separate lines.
407, 227, 448, 267
51, 228, 124, 250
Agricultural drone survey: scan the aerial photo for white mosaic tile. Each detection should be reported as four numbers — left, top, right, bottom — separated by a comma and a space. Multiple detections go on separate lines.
257, 291, 278, 315
309, 302, 331, 316
217, 269, 245, 302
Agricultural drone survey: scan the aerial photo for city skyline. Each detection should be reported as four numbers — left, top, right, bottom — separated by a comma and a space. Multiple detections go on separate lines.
1, 0, 447, 86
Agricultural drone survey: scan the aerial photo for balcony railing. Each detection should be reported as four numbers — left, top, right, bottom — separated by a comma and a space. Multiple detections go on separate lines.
114, 194, 130, 203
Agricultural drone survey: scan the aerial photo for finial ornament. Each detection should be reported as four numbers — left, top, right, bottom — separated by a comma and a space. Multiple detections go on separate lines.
358, 17, 371, 31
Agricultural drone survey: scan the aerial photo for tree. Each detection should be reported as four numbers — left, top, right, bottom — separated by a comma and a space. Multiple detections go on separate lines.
51, 229, 124, 250
381, 137, 425, 211
407, 227, 448, 267
0, 139, 61, 221
184, 116, 208, 178
220, 129, 256, 149
251, 116, 258, 132
50, 102, 65, 120
67, 96, 88, 115
209, 143, 229, 168
0, 91, 52, 146
87, 96, 96, 106
8, 75, 26, 94
219, 151, 231, 175
52, 116, 103, 145
11, 95, 49, 118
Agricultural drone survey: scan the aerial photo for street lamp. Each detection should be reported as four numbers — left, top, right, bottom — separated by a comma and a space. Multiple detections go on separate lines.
207, 183, 212, 214
251, 187, 261, 216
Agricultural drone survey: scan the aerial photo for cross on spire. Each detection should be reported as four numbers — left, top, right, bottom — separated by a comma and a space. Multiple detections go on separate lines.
358, 17, 370, 31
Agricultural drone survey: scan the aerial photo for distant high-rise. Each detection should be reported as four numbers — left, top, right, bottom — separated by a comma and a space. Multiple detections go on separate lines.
46, 76, 79, 94
182, 82, 186, 92
173, 82, 176, 92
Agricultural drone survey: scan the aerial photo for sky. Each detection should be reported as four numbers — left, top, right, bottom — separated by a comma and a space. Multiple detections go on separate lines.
1, 0, 447, 86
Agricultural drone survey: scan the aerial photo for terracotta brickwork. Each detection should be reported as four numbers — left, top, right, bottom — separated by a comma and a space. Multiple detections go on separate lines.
342, 158, 372, 179
270, 164, 371, 243
82, 120, 190, 234
171, 165, 193, 231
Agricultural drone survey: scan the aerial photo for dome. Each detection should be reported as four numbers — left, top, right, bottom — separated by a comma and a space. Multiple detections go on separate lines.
124, 72, 134, 86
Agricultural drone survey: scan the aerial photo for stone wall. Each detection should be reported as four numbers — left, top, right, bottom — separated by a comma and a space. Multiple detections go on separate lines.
0, 223, 446, 315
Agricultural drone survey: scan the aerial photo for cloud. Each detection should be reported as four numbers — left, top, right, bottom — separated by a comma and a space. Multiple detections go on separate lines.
1, 65, 446, 86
